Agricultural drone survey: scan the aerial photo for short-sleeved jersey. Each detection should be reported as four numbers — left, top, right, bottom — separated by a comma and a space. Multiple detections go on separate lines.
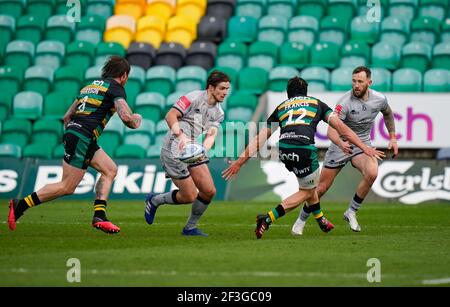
333, 88, 389, 146
267, 95, 333, 146
66, 78, 126, 139
163, 90, 224, 149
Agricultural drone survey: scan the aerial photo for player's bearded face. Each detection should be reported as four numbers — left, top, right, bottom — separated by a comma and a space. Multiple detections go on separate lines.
352, 72, 371, 98
212, 82, 231, 102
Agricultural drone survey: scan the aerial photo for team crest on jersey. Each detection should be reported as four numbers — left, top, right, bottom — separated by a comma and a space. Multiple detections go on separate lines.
334, 105, 342, 115
177, 96, 191, 111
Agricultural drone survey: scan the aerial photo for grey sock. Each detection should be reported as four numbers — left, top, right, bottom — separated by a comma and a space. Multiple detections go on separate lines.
185, 197, 210, 230
300, 207, 311, 222
152, 191, 178, 207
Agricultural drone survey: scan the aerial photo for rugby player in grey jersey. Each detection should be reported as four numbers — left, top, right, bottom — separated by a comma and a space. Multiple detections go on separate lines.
292, 66, 399, 234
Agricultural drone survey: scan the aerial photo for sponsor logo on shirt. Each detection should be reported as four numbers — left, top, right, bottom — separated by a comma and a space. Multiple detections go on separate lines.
177, 96, 192, 111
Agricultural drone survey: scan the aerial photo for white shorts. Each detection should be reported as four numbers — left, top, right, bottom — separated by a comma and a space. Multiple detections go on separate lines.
297, 168, 320, 190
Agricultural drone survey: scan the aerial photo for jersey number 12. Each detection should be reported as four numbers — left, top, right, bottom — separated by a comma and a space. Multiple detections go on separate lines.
286, 108, 306, 125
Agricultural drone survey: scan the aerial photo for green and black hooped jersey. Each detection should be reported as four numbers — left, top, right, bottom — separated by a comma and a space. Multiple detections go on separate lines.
267, 95, 334, 177
66, 78, 126, 139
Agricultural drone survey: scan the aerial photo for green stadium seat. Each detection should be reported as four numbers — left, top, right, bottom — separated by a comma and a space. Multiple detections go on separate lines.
410, 16, 440, 46
31, 118, 63, 148
288, 15, 318, 48
389, 0, 418, 22
134, 92, 165, 123
370, 67, 392, 92
84, 64, 102, 85
156, 119, 169, 136
0, 65, 23, 98
279, 41, 309, 68
380, 16, 410, 47
176, 65, 207, 92
165, 91, 185, 114
0, 118, 31, 148
331, 66, 353, 91
442, 18, 450, 43
340, 41, 371, 67
0, 15, 15, 55
86, 0, 114, 17
227, 16, 258, 43
26, 0, 56, 20
124, 65, 145, 107
371, 41, 400, 70
400, 42, 432, 73
13, 91, 43, 120
146, 144, 161, 158
319, 16, 349, 47
115, 144, 146, 158
144, 65, 176, 97
227, 107, 253, 122
123, 119, 156, 148
52, 143, 64, 158
300, 66, 330, 92
45, 15, 76, 45
432, 42, 450, 70
65, 41, 96, 71
0, 93, 12, 121
268, 66, 299, 91
208, 66, 238, 85
392, 68, 422, 92
222, 121, 246, 158
296, 0, 327, 20
0, 0, 25, 19
216, 40, 248, 72
257, 15, 287, 47
23, 143, 53, 159
419, 0, 448, 22
23, 65, 54, 96
4, 40, 34, 71
76, 15, 106, 45
423, 69, 450, 92
247, 41, 278, 72
97, 114, 123, 156
356, 0, 388, 20
15, 15, 46, 46
95, 42, 126, 66
310, 42, 340, 69
227, 91, 259, 109
43, 91, 73, 119
0, 143, 22, 158
237, 67, 268, 94
35, 40, 65, 70
327, 0, 357, 24
54, 65, 84, 97
350, 16, 380, 44
267, 0, 296, 19
55, 0, 86, 14
235, 0, 266, 19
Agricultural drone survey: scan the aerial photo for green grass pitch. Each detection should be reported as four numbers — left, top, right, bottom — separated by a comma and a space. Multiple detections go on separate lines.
0, 200, 449, 286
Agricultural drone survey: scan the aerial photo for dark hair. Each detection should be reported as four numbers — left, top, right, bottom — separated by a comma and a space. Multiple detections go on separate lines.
206, 70, 230, 89
287, 76, 308, 98
101, 56, 131, 79
352, 66, 371, 79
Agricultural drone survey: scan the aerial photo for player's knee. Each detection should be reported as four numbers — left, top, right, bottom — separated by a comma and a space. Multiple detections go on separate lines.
201, 186, 216, 201
61, 184, 77, 196
107, 164, 118, 179
179, 189, 198, 203
365, 170, 378, 183
316, 182, 329, 196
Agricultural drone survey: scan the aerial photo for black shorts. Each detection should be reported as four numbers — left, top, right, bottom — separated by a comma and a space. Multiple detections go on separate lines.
278, 144, 319, 178
63, 130, 99, 169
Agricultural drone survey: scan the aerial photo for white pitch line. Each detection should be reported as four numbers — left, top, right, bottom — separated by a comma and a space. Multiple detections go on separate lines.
422, 277, 450, 285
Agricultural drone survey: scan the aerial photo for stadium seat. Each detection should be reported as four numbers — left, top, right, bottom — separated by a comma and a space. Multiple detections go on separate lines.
227, 16, 258, 43
176, 0, 207, 24
216, 40, 247, 71
145, 0, 175, 21
126, 42, 156, 70
268, 66, 299, 91
155, 42, 186, 69
380, 16, 409, 47
0, 93, 12, 121
26, 0, 55, 20
123, 119, 155, 148
371, 41, 401, 70
235, 0, 266, 19
300, 66, 330, 92
0, 65, 23, 98
134, 92, 165, 123
0, 0, 25, 19
86, 0, 114, 17
186, 41, 217, 70
419, 0, 448, 22
388, 0, 418, 22
115, 0, 146, 20
144, 65, 176, 96
237, 67, 268, 94
206, 0, 236, 19
331, 66, 353, 91
267, 0, 296, 19
357, 0, 388, 20
0, 143, 22, 158
197, 14, 227, 44
423, 69, 450, 92
146, 144, 161, 158
350, 16, 380, 44
156, 118, 169, 136
310, 42, 340, 69
165, 91, 185, 114
13, 91, 43, 120
35, 40, 65, 70
4, 40, 34, 71
176, 65, 207, 92
165, 15, 197, 49
257, 15, 287, 47
52, 143, 64, 158
370, 67, 392, 92
97, 114, 124, 156
15, 15, 46, 46
442, 18, 450, 43
340, 41, 371, 67
296, 0, 326, 20
124, 65, 145, 107
392, 68, 422, 92
0, 15, 15, 55
319, 16, 349, 47
23, 143, 54, 159
65, 41, 96, 71
247, 41, 279, 72
400, 42, 432, 73
227, 107, 253, 122
76, 15, 106, 45
410, 16, 440, 46
104, 15, 136, 49
432, 42, 450, 70
287, 15, 318, 48
436, 147, 450, 160
54, 65, 84, 97
136, 15, 165, 48
56, 0, 86, 14
45, 15, 76, 45
327, 0, 357, 24
23, 65, 54, 96
279, 41, 309, 68
115, 144, 146, 158
227, 91, 258, 109
0, 118, 31, 148
31, 118, 63, 148
95, 42, 126, 66
43, 91, 73, 119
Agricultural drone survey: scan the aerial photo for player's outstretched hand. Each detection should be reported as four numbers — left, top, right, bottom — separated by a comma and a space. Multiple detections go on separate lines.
363, 146, 386, 160
222, 160, 241, 181
388, 139, 399, 158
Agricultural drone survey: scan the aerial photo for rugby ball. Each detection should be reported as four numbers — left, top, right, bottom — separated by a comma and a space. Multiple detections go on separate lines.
178, 143, 205, 164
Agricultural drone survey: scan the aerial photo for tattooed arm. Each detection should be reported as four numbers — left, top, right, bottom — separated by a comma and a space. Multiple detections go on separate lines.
114, 98, 142, 129
63, 99, 78, 128
381, 105, 399, 158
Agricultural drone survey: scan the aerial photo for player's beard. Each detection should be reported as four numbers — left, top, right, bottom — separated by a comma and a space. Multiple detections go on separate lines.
353, 85, 368, 98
